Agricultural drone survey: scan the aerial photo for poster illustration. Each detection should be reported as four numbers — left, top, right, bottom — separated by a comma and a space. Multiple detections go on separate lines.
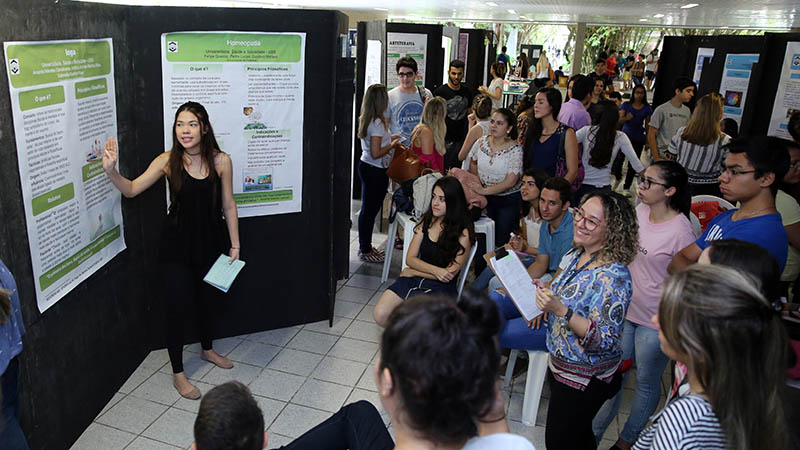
386, 32, 426, 90
768, 42, 800, 139
719, 53, 759, 125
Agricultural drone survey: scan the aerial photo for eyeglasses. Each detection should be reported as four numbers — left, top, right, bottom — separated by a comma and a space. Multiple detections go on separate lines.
790, 161, 800, 169
636, 175, 669, 190
573, 208, 603, 231
720, 163, 756, 177
397, 71, 415, 78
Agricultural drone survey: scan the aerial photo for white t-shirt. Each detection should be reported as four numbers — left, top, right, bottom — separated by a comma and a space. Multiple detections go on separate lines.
645, 54, 658, 71
462, 433, 535, 450
776, 189, 800, 281
360, 118, 393, 168
488, 78, 505, 110
576, 126, 644, 187
524, 215, 542, 250
469, 136, 523, 195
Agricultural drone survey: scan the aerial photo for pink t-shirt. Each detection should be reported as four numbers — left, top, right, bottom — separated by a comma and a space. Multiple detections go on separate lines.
627, 203, 696, 329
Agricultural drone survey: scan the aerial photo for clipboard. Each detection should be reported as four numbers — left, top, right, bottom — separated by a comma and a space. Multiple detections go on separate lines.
488, 247, 543, 321
203, 254, 246, 293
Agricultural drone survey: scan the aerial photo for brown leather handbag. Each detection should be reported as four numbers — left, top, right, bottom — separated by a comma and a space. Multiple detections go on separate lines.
386, 147, 425, 183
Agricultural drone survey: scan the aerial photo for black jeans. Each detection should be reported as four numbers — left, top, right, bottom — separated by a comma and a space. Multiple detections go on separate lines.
164, 261, 215, 373
545, 370, 623, 450
0, 356, 29, 450
273, 401, 393, 450
611, 140, 644, 189
358, 161, 390, 254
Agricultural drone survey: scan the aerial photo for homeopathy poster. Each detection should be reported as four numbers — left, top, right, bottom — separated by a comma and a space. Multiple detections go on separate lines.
768, 42, 800, 139
386, 32, 427, 90
161, 31, 306, 217
3, 38, 125, 313
719, 53, 759, 125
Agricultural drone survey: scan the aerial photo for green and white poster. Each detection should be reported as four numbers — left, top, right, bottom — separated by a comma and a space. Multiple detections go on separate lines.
3, 38, 125, 313
161, 31, 306, 217
386, 32, 427, 90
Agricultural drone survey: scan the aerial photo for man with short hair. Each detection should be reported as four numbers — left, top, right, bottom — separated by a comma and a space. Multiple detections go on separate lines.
623, 49, 635, 90
589, 58, 614, 93
497, 46, 510, 75
434, 59, 474, 170
669, 135, 789, 273
554, 65, 565, 83
645, 48, 659, 91
647, 76, 695, 162
605, 49, 617, 78
559, 74, 592, 131
388, 56, 433, 142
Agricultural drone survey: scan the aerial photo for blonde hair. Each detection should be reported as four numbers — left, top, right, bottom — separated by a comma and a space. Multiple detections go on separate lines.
659, 265, 788, 450
536, 51, 550, 74
681, 93, 723, 146
412, 96, 447, 156
358, 84, 389, 140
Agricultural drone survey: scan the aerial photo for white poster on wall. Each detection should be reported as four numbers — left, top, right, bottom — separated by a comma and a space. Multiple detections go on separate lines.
768, 42, 800, 139
161, 31, 306, 218
458, 33, 469, 82
719, 53, 759, 125
386, 32, 426, 89
692, 47, 715, 87
3, 38, 125, 312
366, 39, 383, 88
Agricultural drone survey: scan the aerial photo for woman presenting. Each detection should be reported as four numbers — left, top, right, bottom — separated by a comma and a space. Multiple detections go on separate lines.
103, 101, 240, 400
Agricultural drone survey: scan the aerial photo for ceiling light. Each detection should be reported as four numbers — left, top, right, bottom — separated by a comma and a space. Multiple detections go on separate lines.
485, 1, 498, 6
639, 18, 648, 21
681, 3, 699, 8
374, 7, 387, 10
507, 9, 517, 14
653, 14, 664, 18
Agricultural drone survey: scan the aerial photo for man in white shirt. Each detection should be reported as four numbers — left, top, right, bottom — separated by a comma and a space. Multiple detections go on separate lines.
645, 48, 659, 91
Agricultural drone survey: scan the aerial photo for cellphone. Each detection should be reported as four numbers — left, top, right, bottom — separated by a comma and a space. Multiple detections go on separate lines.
495, 247, 508, 259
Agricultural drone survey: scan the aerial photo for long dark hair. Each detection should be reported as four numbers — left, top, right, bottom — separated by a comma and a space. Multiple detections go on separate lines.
630, 84, 649, 108
515, 95, 534, 117
521, 168, 549, 218
587, 99, 619, 168
167, 102, 221, 196
651, 160, 691, 218
380, 291, 501, 446
523, 88, 563, 165
417, 177, 476, 268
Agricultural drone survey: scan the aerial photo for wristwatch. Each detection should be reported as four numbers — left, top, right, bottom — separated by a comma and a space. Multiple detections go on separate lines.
562, 307, 574, 323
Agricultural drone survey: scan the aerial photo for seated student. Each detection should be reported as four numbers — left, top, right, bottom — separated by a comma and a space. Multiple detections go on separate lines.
521, 177, 574, 283
633, 264, 789, 450
471, 168, 549, 291
774, 138, 800, 298
373, 176, 475, 327
409, 97, 447, 174
669, 135, 790, 274
458, 95, 493, 169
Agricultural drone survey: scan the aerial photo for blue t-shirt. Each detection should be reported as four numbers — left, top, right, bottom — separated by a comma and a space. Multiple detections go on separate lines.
538, 210, 575, 273
696, 210, 788, 272
497, 53, 509, 65
0, 258, 25, 375
620, 102, 653, 144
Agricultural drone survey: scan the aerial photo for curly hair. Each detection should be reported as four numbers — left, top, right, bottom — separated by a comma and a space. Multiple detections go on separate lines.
578, 190, 638, 265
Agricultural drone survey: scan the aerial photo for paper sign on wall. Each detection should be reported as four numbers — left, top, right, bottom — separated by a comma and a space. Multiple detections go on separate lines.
386, 32, 426, 89
768, 42, 800, 139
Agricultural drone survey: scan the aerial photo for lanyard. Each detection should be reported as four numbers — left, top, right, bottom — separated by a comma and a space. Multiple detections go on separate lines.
557, 251, 598, 295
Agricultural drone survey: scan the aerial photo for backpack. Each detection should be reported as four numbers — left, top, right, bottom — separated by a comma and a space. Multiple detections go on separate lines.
389, 177, 417, 223
412, 173, 443, 219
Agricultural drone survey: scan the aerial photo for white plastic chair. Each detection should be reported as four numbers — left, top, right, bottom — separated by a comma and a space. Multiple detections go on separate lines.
503, 349, 549, 426
691, 194, 735, 210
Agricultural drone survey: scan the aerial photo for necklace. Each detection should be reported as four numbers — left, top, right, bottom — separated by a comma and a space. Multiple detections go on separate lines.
185, 150, 201, 156
736, 206, 773, 219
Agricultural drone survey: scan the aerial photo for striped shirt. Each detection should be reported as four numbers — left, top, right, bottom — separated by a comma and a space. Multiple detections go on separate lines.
633, 395, 726, 450
666, 128, 731, 185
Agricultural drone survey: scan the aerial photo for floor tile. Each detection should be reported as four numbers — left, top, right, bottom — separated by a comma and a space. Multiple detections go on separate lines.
333, 300, 364, 319
507, 420, 543, 448
253, 395, 287, 428
158, 351, 215, 381
119, 365, 157, 394
97, 392, 126, 418
70, 422, 135, 450
303, 316, 353, 336
367, 291, 382, 305
265, 433, 294, 448
327, 337, 379, 364
355, 367, 378, 392
345, 274, 383, 290
247, 326, 302, 346
142, 408, 197, 448
342, 320, 383, 343
95, 395, 169, 434
201, 362, 262, 386
172, 380, 216, 413
355, 304, 376, 322
267, 348, 324, 377
291, 378, 352, 412
125, 436, 181, 450
226, 340, 281, 367
249, 369, 306, 402
336, 286, 375, 304
269, 404, 332, 439
130, 372, 181, 406
286, 330, 339, 355
185, 336, 243, 355
345, 388, 389, 424
311, 356, 368, 386
140, 349, 170, 372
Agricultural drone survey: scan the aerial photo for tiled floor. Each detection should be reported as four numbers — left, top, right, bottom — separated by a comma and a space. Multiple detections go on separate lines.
74, 209, 663, 450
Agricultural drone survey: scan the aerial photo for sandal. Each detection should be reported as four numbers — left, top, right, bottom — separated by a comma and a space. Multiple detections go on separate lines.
360, 250, 385, 263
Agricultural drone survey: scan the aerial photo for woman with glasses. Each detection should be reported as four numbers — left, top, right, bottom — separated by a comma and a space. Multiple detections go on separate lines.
592, 161, 695, 450
533, 190, 638, 450
665, 93, 731, 197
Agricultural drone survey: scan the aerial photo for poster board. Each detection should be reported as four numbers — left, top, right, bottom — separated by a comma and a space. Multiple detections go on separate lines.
160, 31, 306, 218
458, 32, 469, 82
720, 53, 759, 125
386, 32, 426, 89
693, 47, 715, 87
768, 42, 800, 139
3, 38, 125, 313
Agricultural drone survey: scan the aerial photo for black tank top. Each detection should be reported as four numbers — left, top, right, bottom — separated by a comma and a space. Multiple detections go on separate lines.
160, 168, 229, 266
419, 221, 458, 285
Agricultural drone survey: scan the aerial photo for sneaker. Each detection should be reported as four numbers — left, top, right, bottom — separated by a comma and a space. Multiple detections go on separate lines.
372, 246, 385, 256
359, 250, 385, 263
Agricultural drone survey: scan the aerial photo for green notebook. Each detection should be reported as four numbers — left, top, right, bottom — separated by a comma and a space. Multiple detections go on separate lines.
203, 254, 246, 293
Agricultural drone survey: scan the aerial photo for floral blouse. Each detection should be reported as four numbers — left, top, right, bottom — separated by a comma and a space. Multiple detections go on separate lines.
469, 136, 523, 196
546, 249, 632, 390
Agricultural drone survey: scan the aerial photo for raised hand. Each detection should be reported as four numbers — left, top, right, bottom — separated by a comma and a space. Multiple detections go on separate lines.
103, 137, 119, 173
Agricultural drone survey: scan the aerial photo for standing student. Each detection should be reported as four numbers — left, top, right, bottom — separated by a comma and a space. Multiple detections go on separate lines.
388, 56, 433, 142
666, 93, 730, 196
536, 50, 552, 79
523, 88, 579, 183
605, 49, 618, 79
575, 100, 644, 201
458, 95, 493, 167
558, 75, 593, 132
592, 162, 695, 450
478, 62, 505, 111
589, 58, 614, 93
614, 84, 653, 191
103, 102, 240, 399
622, 50, 635, 90
357, 84, 403, 263
632, 265, 789, 450
587, 76, 607, 121
0, 259, 29, 450
644, 49, 659, 91
516, 52, 531, 79
435, 59, 475, 171
631, 54, 646, 87
647, 77, 695, 162
409, 97, 447, 174
497, 45, 510, 75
